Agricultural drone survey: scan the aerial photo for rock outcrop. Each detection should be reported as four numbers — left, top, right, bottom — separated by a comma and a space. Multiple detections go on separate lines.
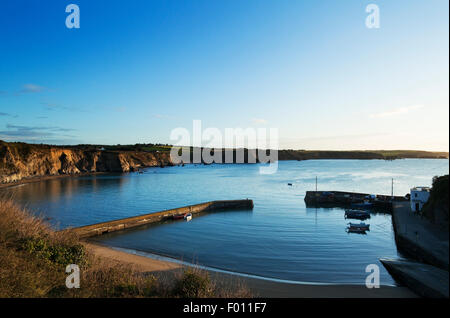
0, 141, 173, 183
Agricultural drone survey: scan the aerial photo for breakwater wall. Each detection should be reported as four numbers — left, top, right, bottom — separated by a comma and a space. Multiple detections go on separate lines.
380, 259, 449, 298
65, 199, 254, 238
391, 202, 449, 271
304, 191, 407, 211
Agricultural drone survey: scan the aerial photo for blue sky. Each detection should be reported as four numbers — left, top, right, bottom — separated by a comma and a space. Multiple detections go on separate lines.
0, 0, 448, 150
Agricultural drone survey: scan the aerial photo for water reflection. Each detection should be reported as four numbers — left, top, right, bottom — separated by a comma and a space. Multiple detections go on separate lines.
3, 174, 130, 228
7, 174, 128, 203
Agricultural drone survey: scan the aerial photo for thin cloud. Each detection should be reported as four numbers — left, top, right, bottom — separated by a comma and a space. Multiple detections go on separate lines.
0, 124, 77, 142
0, 123, 80, 144
0, 112, 18, 118
41, 101, 89, 113
278, 132, 393, 150
154, 114, 177, 120
42, 101, 69, 111
370, 105, 425, 118
17, 83, 47, 94
251, 118, 268, 125
281, 132, 390, 142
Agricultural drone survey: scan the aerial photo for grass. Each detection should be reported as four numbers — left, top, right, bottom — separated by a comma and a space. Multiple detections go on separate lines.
0, 198, 251, 298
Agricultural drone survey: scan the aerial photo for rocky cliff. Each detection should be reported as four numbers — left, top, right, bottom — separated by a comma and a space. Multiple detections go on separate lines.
1, 140, 448, 184
0, 141, 173, 183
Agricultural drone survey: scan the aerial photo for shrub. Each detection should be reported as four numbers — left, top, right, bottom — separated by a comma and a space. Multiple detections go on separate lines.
20, 237, 86, 266
172, 268, 213, 298
421, 175, 449, 227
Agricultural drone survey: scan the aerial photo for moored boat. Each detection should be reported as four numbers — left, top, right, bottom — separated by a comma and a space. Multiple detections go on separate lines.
346, 227, 367, 234
184, 213, 192, 221
347, 222, 370, 231
344, 209, 371, 220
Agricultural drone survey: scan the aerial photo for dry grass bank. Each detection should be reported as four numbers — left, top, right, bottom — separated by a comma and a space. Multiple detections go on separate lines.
0, 199, 251, 298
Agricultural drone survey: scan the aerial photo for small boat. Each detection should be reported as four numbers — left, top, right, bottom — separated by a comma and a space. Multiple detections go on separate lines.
346, 227, 367, 234
184, 213, 192, 221
287, 183, 293, 186
345, 209, 371, 220
172, 214, 185, 220
347, 222, 370, 231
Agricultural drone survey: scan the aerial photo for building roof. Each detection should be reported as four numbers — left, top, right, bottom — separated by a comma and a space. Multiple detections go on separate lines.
411, 186, 431, 192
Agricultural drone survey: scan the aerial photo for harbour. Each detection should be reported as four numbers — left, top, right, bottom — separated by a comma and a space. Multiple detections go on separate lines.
4, 159, 447, 285
0, 0, 448, 303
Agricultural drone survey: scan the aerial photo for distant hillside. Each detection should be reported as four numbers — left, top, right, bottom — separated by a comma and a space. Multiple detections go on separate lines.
277, 149, 448, 161
0, 140, 448, 183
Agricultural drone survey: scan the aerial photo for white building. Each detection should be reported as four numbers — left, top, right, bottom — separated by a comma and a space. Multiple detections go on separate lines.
410, 186, 431, 212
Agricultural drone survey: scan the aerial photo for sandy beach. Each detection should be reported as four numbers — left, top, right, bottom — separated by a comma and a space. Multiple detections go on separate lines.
85, 242, 417, 298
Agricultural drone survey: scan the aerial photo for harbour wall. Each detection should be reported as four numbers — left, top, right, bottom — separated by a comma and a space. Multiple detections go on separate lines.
304, 191, 407, 211
391, 202, 449, 271
65, 199, 254, 238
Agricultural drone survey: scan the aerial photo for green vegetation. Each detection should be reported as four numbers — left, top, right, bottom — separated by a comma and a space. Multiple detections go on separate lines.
20, 237, 86, 267
0, 140, 173, 154
421, 175, 449, 229
172, 268, 213, 297
0, 198, 251, 297
101, 143, 172, 152
277, 149, 449, 161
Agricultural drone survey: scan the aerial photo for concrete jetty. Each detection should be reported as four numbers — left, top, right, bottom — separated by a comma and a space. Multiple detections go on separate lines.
384, 202, 449, 298
66, 199, 253, 238
380, 259, 449, 298
304, 190, 407, 211
392, 202, 449, 270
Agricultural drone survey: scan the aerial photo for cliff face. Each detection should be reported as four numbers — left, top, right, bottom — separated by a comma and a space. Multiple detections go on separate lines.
0, 142, 173, 183
1, 141, 448, 184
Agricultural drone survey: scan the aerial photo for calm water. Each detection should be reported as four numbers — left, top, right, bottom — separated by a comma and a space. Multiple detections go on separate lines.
2, 159, 448, 284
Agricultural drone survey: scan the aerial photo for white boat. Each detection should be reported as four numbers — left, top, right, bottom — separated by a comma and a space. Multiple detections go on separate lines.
184, 213, 192, 221
347, 222, 370, 231
346, 227, 367, 234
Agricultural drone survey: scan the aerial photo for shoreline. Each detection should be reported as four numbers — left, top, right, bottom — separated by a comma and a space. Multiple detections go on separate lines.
1, 157, 448, 190
85, 242, 418, 298
0, 172, 111, 189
